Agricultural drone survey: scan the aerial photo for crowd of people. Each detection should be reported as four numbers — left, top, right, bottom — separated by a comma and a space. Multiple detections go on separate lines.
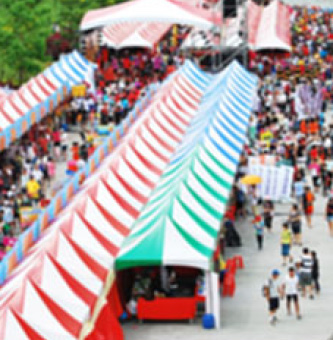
0, 2, 331, 330
219, 5, 333, 326
0, 26, 186, 258
0, 121, 68, 254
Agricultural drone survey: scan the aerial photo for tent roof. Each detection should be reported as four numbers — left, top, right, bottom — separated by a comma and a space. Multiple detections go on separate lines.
116, 62, 257, 271
80, 0, 220, 31
102, 22, 172, 49
0, 61, 213, 339
0, 50, 94, 152
248, 0, 292, 51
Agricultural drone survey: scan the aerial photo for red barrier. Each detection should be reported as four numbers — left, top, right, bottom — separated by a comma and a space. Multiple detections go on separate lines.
226, 259, 237, 275
137, 297, 197, 321
222, 272, 236, 297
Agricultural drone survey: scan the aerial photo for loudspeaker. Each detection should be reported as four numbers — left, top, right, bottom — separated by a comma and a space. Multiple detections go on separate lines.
223, 0, 237, 18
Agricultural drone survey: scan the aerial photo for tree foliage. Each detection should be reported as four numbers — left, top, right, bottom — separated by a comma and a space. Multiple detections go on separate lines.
0, 0, 125, 85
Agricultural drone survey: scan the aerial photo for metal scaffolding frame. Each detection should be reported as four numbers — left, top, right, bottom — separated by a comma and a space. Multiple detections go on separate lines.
212, 0, 249, 72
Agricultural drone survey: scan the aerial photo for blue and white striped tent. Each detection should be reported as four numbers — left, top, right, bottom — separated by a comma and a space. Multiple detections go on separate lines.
116, 61, 258, 271
0, 51, 95, 150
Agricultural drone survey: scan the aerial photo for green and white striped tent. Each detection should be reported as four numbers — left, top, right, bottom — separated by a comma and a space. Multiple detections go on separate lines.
116, 61, 257, 271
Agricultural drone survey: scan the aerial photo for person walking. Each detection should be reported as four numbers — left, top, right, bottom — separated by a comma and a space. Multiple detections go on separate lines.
325, 197, 333, 237
294, 174, 305, 206
248, 184, 259, 216
299, 248, 314, 299
309, 158, 321, 194
281, 223, 292, 266
282, 267, 302, 320
263, 199, 274, 232
289, 204, 302, 245
263, 270, 282, 325
303, 186, 315, 228
311, 251, 320, 295
253, 215, 264, 250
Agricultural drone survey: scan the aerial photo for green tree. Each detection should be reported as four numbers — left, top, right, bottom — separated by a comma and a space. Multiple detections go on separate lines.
0, 0, 55, 84
57, 0, 126, 48
0, 0, 126, 85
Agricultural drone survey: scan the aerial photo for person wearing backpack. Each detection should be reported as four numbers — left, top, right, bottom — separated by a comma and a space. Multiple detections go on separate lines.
263, 270, 282, 325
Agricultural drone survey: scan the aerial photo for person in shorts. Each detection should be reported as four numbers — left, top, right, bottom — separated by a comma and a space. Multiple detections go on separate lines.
282, 267, 302, 320
264, 270, 282, 325
280, 223, 292, 266
288, 204, 302, 245
299, 247, 314, 299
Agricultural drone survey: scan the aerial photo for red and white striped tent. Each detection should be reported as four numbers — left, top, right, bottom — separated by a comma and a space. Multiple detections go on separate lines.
248, 0, 292, 51
0, 61, 213, 340
0, 75, 58, 129
0, 51, 94, 151
80, 0, 220, 31
0, 89, 9, 102
102, 22, 172, 49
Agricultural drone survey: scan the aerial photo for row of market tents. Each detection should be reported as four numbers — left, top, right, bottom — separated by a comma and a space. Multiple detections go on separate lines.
0, 58, 257, 339
0, 51, 95, 151
82, 0, 292, 52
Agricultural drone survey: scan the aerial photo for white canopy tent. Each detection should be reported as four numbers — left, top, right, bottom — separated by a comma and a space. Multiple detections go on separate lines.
102, 22, 171, 49
80, 0, 219, 31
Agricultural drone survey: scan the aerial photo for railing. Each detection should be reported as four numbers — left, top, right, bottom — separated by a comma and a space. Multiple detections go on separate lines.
0, 84, 158, 285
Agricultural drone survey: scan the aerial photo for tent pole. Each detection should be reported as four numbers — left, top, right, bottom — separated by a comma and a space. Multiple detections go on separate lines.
204, 270, 213, 315
204, 270, 221, 329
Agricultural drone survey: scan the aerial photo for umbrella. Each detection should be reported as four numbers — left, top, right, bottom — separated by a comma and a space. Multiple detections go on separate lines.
240, 175, 262, 185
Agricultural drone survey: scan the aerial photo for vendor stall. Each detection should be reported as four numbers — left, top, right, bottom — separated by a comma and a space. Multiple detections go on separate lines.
115, 61, 257, 328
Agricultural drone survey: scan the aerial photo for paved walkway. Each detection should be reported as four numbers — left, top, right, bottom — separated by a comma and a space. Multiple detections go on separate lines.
124, 193, 333, 340
284, 0, 332, 6
46, 132, 81, 198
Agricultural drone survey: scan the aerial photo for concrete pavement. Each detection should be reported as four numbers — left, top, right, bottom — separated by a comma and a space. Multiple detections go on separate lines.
284, 0, 332, 7
124, 193, 333, 340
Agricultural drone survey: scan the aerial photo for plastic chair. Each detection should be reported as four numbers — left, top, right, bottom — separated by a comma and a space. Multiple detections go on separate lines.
233, 255, 245, 269
222, 272, 236, 297
225, 258, 237, 274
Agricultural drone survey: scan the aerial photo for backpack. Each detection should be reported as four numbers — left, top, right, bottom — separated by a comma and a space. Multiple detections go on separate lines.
237, 189, 245, 203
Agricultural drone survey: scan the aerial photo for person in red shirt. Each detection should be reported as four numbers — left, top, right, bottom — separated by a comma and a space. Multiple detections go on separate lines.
122, 57, 131, 76
71, 142, 80, 161
38, 136, 48, 155
310, 147, 318, 162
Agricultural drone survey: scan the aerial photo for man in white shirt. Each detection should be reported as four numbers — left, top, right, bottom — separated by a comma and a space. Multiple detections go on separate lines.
282, 267, 302, 320
32, 164, 43, 184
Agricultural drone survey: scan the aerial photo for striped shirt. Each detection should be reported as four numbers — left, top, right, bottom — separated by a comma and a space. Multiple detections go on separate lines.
300, 254, 313, 274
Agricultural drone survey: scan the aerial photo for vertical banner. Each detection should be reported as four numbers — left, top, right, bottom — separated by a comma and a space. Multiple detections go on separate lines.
248, 165, 294, 201
280, 166, 294, 199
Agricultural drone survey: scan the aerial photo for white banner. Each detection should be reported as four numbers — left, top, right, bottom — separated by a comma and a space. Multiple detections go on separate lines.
248, 164, 294, 200
249, 155, 276, 167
